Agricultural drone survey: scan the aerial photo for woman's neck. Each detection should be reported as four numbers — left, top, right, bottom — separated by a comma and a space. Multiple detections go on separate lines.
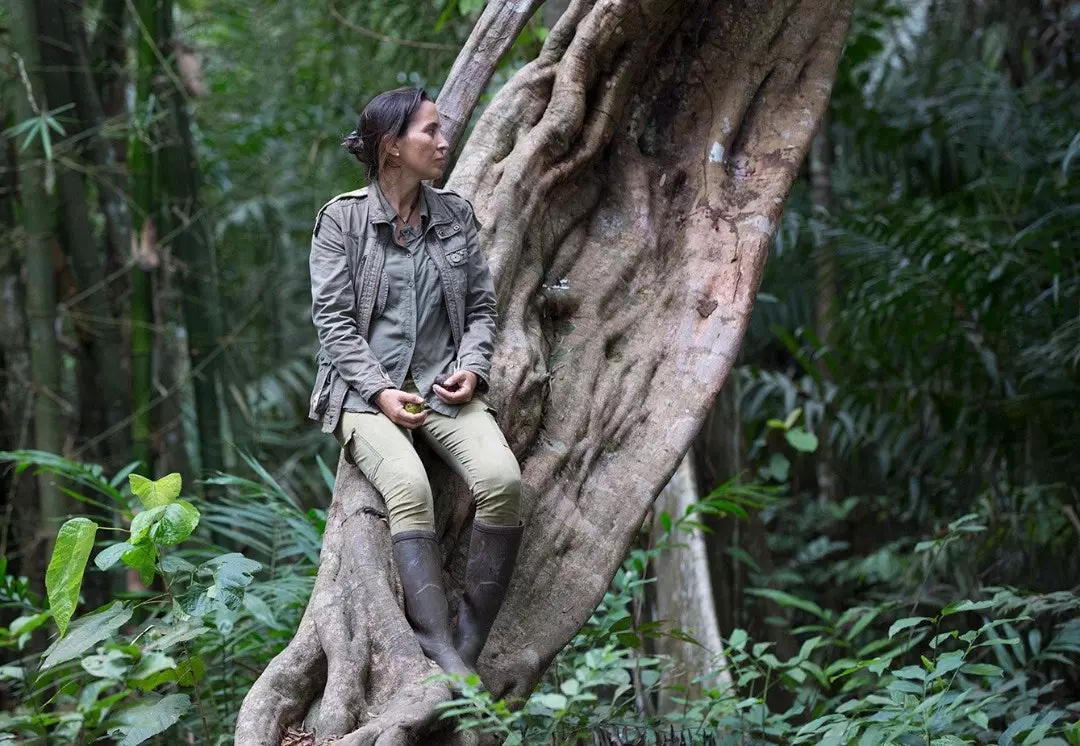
377, 173, 421, 219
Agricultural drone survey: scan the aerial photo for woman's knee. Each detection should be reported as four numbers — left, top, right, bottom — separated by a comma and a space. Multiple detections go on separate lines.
381, 463, 435, 533
474, 462, 522, 525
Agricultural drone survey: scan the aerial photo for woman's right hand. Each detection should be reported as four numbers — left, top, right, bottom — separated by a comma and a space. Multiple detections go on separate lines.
375, 389, 429, 429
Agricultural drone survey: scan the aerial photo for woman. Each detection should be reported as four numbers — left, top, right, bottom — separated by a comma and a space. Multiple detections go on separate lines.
307, 87, 523, 679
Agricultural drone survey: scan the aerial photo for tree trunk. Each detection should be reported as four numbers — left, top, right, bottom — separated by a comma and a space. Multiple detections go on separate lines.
129, 0, 160, 472
694, 376, 796, 711
650, 454, 731, 710
810, 112, 838, 505
237, 0, 851, 742
11, 0, 67, 539
38, 0, 131, 471
158, 5, 227, 479
0, 81, 42, 582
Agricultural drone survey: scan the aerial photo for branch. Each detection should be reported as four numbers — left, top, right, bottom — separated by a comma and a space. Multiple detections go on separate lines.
437, 0, 546, 154
327, 0, 460, 51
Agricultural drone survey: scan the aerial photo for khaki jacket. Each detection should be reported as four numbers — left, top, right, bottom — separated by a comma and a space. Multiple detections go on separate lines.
307, 183, 496, 434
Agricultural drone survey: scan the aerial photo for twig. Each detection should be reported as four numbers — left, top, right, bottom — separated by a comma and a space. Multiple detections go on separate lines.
327, 0, 459, 51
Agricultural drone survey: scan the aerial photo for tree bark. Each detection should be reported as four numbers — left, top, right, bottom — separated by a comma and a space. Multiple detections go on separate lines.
810, 111, 838, 505
0, 78, 42, 583
38, 0, 131, 471
158, 6, 228, 480
237, 0, 851, 742
650, 454, 731, 710
11, 0, 67, 539
128, 0, 160, 472
694, 376, 796, 710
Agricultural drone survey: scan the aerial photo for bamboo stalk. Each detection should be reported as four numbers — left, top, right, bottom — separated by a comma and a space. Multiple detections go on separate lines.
10, 0, 66, 534
128, 0, 159, 472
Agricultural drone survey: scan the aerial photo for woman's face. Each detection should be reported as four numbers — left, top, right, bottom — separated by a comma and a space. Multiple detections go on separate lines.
388, 100, 449, 182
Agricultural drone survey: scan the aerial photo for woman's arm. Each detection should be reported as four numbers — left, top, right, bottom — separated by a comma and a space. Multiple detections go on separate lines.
310, 202, 395, 404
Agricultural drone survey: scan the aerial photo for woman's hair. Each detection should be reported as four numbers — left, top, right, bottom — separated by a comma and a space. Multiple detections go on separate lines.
342, 86, 429, 179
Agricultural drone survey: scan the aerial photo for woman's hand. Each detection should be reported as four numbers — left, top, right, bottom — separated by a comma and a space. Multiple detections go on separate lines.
376, 389, 429, 429
433, 371, 478, 405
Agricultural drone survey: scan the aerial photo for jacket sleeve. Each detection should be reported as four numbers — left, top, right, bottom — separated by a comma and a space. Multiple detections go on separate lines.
455, 201, 497, 392
310, 202, 395, 403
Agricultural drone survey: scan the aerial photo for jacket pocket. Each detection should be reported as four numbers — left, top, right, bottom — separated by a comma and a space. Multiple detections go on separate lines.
374, 270, 390, 317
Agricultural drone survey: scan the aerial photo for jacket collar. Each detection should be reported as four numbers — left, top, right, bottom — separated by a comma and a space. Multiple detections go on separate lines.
368, 181, 454, 227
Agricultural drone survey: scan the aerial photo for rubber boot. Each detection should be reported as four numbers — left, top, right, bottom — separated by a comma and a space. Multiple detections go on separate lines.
392, 530, 476, 680
454, 521, 524, 668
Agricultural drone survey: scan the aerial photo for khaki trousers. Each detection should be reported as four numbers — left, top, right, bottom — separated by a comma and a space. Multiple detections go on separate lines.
335, 386, 522, 534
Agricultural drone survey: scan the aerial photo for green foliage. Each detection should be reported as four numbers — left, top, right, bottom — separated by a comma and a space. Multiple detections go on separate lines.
439, 508, 1080, 745
0, 451, 321, 744
45, 517, 98, 635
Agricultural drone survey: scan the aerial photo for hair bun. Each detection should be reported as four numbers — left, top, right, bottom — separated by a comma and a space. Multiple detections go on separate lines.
342, 130, 371, 165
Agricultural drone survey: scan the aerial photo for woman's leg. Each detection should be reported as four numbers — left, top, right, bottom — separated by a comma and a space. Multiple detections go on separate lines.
420, 400, 523, 667
336, 410, 435, 533
418, 399, 522, 527
336, 411, 473, 678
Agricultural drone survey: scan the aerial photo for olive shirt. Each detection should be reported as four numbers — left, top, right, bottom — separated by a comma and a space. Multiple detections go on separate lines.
348, 184, 460, 417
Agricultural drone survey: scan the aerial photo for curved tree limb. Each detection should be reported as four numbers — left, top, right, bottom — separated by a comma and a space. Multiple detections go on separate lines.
438, 0, 547, 152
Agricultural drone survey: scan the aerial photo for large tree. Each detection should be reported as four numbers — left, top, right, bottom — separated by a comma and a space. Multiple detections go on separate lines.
236, 0, 851, 742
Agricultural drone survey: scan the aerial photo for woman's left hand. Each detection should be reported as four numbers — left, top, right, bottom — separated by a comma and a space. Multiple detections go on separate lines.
433, 370, 478, 404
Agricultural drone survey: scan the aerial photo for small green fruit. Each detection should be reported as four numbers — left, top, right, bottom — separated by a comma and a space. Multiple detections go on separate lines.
404, 402, 427, 414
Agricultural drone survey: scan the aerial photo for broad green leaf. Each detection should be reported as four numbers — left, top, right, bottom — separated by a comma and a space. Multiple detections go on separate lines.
95, 542, 133, 571
130, 651, 176, 680
893, 665, 927, 680
160, 555, 195, 574
130, 652, 177, 691
203, 553, 261, 609
42, 602, 132, 669
9, 612, 51, 648
81, 649, 131, 679
46, 518, 99, 636
179, 553, 261, 617
143, 620, 208, 652
766, 452, 790, 482
150, 501, 200, 546
532, 693, 568, 711
888, 616, 929, 638
785, 428, 819, 453
962, 663, 1003, 677
931, 651, 965, 678
175, 655, 205, 686
130, 506, 166, 542
129, 473, 182, 509
728, 628, 748, 652
121, 543, 158, 586
108, 693, 190, 746
130, 502, 200, 547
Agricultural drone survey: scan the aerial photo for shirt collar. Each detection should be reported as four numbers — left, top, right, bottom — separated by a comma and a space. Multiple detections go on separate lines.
370, 180, 429, 227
